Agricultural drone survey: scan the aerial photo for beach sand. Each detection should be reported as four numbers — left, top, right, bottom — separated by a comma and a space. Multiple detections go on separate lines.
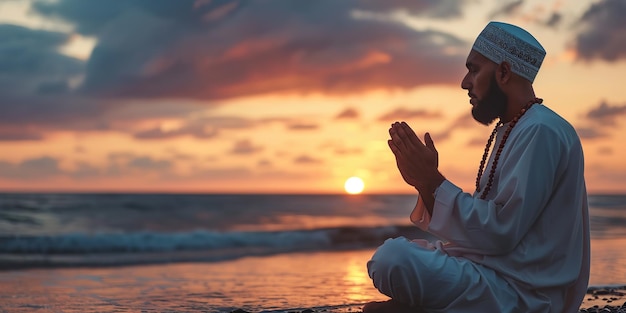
1, 242, 625, 313
0, 249, 387, 312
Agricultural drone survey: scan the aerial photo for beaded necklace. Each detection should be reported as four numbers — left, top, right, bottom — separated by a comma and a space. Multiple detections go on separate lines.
475, 98, 543, 199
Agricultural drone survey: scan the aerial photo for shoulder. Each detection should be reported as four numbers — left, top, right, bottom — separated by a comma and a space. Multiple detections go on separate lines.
514, 104, 580, 146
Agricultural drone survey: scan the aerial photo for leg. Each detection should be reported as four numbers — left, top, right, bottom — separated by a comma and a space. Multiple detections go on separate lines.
366, 237, 519, 312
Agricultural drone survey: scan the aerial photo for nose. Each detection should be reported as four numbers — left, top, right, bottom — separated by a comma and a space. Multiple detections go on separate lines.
461, 72, 471, 90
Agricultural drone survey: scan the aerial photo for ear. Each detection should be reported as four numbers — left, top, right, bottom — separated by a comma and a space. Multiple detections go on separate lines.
496, 61, 512, 85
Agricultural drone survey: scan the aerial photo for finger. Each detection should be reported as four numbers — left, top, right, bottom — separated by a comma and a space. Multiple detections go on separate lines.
397, 122, 426, 151
389, 123, 408, 151
388, 139, 401, 156
424, 132, 437, 154
401, 122, 425, 146
388, 125, 397, 139
388, 139, 410, 160
388, 140, 411, 164
400, 121, 418, 137
389, 141, 412, 173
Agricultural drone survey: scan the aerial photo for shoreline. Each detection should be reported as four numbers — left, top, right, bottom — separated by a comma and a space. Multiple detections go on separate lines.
1, 249, 625, 313
221, 286, 626, 313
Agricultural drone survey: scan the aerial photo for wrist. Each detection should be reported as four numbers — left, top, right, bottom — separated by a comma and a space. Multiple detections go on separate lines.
417, 172, 445, 195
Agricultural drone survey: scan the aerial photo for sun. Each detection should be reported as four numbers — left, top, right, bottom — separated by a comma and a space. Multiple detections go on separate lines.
344, 176, 365, 195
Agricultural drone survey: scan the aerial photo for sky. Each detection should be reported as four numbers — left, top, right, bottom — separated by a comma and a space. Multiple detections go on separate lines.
0, 0, 625, 194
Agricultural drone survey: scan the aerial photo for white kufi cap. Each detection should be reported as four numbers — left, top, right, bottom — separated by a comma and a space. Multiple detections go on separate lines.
472, 22, 546, 83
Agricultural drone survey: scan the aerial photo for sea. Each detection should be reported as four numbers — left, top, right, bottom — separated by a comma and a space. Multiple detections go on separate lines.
0, 193, 625, 312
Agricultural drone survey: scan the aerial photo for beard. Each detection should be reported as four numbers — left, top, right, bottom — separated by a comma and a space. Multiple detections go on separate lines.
471, 76, 508, 125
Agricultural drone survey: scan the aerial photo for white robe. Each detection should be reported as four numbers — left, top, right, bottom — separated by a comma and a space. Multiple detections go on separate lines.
411, 104, 590, 313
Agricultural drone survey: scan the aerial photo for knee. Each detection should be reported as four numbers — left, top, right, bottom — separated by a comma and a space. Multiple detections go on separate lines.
368, 237, 415, 275
367, 237, 422, 305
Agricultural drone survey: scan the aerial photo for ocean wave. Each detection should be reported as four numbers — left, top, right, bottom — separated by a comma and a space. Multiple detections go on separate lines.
0, 225, 433, 254
0, 225, 435, 269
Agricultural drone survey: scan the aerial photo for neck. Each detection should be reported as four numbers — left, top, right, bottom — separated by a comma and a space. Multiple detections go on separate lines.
500, 87, 537, 123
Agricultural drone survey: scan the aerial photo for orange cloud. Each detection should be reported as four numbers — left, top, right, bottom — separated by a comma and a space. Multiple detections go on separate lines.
336, 108, 360, 119
230, 139, 263, 155
378, 108, 443, 122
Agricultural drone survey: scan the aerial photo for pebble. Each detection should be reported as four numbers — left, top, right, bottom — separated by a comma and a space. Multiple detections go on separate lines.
580, 286, 626, 313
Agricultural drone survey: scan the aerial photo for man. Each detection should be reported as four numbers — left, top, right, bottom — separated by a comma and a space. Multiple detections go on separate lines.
365, 22, 590, 313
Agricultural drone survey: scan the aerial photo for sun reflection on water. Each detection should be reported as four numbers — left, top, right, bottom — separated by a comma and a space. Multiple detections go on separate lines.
343, 257, 374, 302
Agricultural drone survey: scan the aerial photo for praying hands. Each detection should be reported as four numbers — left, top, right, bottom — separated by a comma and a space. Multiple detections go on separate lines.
387, 122, 445, 213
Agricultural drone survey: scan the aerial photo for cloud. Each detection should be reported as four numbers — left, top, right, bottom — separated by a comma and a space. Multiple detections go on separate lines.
574, 0, 626, 62
358, 0, 466, 19
164, 148, 196, 161
377, 108, 443, 122
103, 153, 176, 175
0, 24, 94, 140
467, 137, 488, 147
0, 24, 82, 78
287, 123, 319, 131
257, 159, 272, 168
0, 94, 111, 135
0, 128, 44, 141
586, 101, 626, 124
0, 156, 61, 179
484, 1, 564, 28
432, 113, 477, 141
185, 166, 252, 180
30, 0, 468, 101
336, 107, 360, 119
231, 139, 263, 155
127, 156, 172, 170
333, 147, 363, 155
488, 0, 524, 19
293, 155, 323, 164
544, 12, 562, 28
70, 161, 102, 179
575, 127, 609, 140
186, 165, 309, 181
0, 1, 472, 141
0, 153, 193, 181
134, 125, 218, 140
574, 101, 626, 141
133, 114, 321, 140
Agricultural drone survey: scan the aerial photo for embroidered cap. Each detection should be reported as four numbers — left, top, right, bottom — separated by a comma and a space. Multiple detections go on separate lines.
472, 21, 546, 83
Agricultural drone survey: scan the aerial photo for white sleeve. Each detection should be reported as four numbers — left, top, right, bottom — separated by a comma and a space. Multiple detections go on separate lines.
426, 124, 565, 255
410, 194, 431, 231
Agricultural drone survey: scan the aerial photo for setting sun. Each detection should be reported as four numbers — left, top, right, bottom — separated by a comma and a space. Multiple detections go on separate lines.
344, 177, 365, 195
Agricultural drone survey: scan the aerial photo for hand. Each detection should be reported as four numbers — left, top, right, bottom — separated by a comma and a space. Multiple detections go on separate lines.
388, 122, 445, 194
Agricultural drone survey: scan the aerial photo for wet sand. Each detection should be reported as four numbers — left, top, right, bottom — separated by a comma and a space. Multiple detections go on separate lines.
224, 286, 626, 313
1, 244, 625, 313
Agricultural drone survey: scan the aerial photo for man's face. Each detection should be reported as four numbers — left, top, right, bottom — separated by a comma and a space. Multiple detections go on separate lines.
461, 50, 507, 125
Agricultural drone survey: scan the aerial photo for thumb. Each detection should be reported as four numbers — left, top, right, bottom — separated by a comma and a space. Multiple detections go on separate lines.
424, 132, 437, 153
